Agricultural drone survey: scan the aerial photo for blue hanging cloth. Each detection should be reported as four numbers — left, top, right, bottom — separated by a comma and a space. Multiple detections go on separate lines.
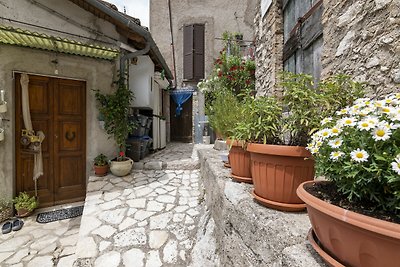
170, 89, 194, 117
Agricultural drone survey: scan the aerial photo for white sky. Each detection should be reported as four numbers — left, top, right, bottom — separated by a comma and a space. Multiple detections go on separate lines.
107, 0, 150, 27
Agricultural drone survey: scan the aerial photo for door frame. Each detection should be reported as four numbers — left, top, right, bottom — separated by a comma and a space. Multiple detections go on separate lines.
14, 72, 87, 207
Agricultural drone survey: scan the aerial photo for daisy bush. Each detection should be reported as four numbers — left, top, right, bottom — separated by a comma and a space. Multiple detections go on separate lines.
308, 94, 400, 213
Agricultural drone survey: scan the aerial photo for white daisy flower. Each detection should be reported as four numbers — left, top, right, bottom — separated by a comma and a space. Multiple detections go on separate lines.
340, 117, 357, 127
395, 93, 400, 100
391, 157, 400, 175
330, 151, 344, 161
330, 126, 342, 136
350, 149, 369, 162
321, 117, 332, 125
354, 98, 371, 106
366, 116, 379, 126
319, 128, 331, 139
336, 108, 349, 115
329, 138, 343, 148
380, 106, 393, 115
377, 120, 395, 130
372, 127, 392, 141
357, 120, 373, 131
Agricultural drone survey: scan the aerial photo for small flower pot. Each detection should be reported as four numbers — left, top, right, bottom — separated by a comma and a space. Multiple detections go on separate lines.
110, 158, 133, 177
94, 164, 108, 176
16, 208, 33, 218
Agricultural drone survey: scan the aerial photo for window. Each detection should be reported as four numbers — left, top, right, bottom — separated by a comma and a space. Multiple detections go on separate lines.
283, 0, 323, 81
183, 24, 205, 81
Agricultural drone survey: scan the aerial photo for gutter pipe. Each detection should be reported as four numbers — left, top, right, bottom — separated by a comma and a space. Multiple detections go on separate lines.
84, 0, 173, 81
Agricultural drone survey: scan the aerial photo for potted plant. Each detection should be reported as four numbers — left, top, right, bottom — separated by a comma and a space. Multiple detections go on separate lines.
13, 192, 38, 217
93, 153, 109, 176
0, 197, 12, 223
298, 93, 400, 266
233, 73, 364, 211
95, 78, 136, 177
200, 32, 255, 177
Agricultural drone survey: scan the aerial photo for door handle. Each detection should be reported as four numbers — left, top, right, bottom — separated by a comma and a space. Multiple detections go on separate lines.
65, 131, 76, 141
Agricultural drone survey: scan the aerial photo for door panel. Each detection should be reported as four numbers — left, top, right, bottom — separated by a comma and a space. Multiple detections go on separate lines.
54, 79, 86, 205
15, 74, 86, 207
170, 96, 193, 142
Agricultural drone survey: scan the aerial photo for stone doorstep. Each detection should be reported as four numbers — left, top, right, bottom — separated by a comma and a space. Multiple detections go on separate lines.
197, 148, 328, 267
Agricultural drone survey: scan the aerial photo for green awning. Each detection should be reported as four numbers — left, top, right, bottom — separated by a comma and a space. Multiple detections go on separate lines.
0, 25, 119, 60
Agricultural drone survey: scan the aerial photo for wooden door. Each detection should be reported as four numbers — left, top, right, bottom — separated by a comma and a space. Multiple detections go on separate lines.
170, 96, 192, 142
15, 74, 86, 207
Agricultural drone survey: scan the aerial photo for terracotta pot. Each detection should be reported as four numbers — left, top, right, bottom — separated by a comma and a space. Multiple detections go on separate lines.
226, 139, 252, 183
297, 181, 400, 267
110, 158, 133, 177
16, 208, 33, 218
247, 143, 314, 211
94, 164, 108, 176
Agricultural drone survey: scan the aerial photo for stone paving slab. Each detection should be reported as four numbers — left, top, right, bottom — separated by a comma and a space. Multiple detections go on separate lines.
74, 169, 204, 267
133, 143, 211, 170
0, 203, 82, 267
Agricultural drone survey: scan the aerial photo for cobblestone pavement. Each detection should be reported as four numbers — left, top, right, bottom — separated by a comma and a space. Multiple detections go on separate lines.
0, 203, 82, 267
74, 169, 204, 267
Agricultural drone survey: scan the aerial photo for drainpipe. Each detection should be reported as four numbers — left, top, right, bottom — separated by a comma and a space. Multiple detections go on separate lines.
167, 0, 177, 88
119, 42, 150, 80
85, 0, 173, 81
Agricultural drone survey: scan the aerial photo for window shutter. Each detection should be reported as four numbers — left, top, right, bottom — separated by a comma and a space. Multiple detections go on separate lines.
193, 24, 205, 81
183, 24, 205, 81
183, 25, 194, 80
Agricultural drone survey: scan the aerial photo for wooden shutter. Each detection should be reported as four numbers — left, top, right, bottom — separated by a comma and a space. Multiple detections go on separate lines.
183, 24, 205, 81
193, 24, 205, 80
183, 25, 194, 80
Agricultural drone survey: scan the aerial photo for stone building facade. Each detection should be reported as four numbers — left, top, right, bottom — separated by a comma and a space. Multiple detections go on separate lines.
150, 0, 256, 142
255, 0, 400, 96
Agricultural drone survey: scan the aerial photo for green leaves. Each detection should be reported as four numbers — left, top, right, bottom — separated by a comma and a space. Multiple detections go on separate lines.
94, 78, 136, 153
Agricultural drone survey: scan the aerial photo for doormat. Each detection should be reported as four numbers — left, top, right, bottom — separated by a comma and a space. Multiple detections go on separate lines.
36, 205, 84, 223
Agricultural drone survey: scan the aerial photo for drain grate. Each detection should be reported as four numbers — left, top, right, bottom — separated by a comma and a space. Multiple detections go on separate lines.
36, 205, 84, 223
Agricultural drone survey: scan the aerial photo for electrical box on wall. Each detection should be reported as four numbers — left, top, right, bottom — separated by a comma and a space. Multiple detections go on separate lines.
129, 55, 155, 109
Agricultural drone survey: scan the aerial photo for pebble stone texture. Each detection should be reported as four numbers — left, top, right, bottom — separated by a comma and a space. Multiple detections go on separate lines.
0, 206, 81, 267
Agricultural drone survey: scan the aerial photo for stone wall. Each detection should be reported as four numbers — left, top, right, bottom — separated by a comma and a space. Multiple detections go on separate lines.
322, 0, 400, 95
254, 0, 400, 95
197, 148, 327, 266
254, 0, 284, 96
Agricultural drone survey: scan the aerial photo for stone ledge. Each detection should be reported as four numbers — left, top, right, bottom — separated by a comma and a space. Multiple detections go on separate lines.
197, 148, 327, 267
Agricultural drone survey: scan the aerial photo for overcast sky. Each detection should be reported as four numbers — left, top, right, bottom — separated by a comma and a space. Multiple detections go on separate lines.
107, 0, 149, 27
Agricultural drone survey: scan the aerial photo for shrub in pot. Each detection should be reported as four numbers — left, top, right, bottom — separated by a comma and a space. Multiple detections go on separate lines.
95, 78, 136, 177
299, 94, 400, 266
199, 33, 255, 175
13, 192, 38, 217
93, 153, 109, 176
233, 72, 364, 211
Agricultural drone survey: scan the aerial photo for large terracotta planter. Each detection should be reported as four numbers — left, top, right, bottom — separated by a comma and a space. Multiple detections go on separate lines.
226, 139, 252, 183
247, 143, 314, 211
110, 158, 133, 177
297, 181, 400, 267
